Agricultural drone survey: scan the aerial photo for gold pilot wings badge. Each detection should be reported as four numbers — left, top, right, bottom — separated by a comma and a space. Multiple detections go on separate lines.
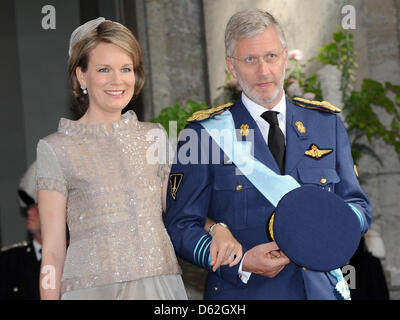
305, 144, 333, 160
169, 173, 183, 200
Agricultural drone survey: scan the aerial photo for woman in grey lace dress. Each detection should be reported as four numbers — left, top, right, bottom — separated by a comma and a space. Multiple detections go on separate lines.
37, 18, 242, 300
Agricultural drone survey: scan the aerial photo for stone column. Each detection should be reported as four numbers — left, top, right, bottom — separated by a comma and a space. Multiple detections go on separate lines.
142, 0, 210, 118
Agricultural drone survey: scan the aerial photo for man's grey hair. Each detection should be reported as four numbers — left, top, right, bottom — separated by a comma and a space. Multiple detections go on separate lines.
225, 8, 287, 58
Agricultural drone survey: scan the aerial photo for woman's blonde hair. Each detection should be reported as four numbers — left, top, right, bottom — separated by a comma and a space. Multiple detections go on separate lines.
68, 21, 144, 116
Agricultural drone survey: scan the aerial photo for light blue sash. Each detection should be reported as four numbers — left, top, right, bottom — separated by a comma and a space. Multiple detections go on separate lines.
201, 110, 300, 206
200, 110, 350, 300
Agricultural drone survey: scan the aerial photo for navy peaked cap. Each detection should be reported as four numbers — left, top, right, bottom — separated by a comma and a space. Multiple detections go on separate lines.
268, 186, 361, 271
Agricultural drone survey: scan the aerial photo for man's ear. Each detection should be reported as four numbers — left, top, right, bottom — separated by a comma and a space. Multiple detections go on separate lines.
226, 56, 237, 79
283, 48, 289, 70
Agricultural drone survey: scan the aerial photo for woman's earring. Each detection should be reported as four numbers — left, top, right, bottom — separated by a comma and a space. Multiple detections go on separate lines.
80, 85, 88, 94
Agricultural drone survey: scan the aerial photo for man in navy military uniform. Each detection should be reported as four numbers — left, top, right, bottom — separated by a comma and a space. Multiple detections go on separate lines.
165, 9, 371, 299
0, 162, 41, 300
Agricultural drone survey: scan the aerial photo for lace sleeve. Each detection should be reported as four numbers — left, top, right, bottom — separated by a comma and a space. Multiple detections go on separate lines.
36, 139, 68, 197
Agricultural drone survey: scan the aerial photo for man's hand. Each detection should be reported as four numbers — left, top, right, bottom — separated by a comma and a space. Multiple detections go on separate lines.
242, 242, 290, 278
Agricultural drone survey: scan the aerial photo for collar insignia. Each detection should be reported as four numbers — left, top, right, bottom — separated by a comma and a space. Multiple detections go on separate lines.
240, 124, 250, 136
305, 144, 333, 159
295, 121, 306, 134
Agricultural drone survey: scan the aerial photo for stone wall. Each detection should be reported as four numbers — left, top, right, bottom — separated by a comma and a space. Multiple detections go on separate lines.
142, 0, 210, 118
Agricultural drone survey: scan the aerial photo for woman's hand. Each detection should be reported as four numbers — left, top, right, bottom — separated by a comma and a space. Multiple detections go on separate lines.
209, 224, 243, 272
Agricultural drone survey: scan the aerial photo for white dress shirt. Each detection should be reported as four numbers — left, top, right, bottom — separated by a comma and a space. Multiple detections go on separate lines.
241, 92, 287, 144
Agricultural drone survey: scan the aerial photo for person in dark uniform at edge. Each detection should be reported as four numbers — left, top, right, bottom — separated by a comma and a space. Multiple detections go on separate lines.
0, 162, 41, 300
348, 236, 389, 300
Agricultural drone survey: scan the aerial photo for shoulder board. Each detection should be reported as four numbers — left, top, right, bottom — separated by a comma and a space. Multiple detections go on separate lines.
187, 102, 233, 122
292, 97, 341, 114
1, 241, 28, 252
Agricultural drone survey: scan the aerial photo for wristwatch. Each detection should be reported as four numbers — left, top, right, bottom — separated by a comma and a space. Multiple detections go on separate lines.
208, 222, 228, 236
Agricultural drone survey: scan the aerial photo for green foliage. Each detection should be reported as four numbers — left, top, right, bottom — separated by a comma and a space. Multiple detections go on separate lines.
315, 27, 358, 106
345, 79, 400, 163
315, 27, 400, 164
149, 100, 209, 135
302, 74, 323, 101
284, 59, 323, 101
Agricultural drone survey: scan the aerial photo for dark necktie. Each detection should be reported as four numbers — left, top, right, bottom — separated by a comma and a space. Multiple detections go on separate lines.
261, 111, 285, 174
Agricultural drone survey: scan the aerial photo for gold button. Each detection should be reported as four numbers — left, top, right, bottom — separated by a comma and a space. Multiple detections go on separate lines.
302, 267, 307, 271
320, 178, 327, 184
13, 287, 18, 292
214, 286, 219, 291
236, 185, 243, 191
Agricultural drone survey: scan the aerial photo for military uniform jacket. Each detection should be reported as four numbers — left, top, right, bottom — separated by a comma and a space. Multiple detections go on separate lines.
165, 98, 372, 300
0, 241, 40, 300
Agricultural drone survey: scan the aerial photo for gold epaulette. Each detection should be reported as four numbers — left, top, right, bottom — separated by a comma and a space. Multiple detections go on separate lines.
1, 241, 28, 252
292, 97, 341, 114
187, 102, 233, 122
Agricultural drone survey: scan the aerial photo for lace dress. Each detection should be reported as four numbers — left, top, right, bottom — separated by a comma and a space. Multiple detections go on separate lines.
36, 111, 186, 299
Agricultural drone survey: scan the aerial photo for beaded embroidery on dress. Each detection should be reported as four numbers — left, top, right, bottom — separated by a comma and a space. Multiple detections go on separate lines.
36, 111, 181, 294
